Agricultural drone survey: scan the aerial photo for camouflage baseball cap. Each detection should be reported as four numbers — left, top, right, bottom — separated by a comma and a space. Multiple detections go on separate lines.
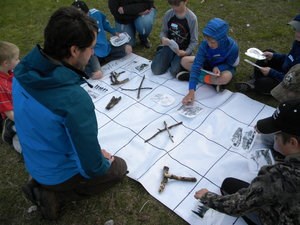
271, 64, 300, 102
256, 100, 300, 136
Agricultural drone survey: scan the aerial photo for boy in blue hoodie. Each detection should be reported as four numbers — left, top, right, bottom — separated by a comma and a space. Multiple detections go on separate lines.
181, 18, 239, 105
72, 1, 132, 79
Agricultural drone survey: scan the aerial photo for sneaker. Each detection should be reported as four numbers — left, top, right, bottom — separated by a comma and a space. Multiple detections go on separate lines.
235, 79, 255, 92
1, 118, 16, 145
176, 71, 190, 81
215, 85, 225, 93
33, 187, 60, 220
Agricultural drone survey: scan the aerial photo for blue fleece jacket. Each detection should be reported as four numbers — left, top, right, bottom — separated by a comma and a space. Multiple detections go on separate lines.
89, 8, 116, 58
189, 18, 239, 90
12, 46, 111, 185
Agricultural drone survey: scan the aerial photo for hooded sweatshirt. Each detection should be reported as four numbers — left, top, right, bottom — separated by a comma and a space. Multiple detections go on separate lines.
189, 18, 239, 90
12, 46, 110, 185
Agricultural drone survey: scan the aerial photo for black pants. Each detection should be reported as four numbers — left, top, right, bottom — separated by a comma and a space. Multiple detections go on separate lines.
40, 156, 127, 203
253, 50, 284, 95
221, 177, 263, 225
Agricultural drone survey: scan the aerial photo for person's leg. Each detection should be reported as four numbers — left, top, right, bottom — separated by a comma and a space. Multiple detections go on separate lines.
254, 76, 280, 95
22, 157, 127, 219
134, 8, 157, 48
85, 55, 103, 80
115, 22, 136, 46
105, 44, 132, 63
181, 56, 195, 71
170, 55, 183, 76
221, 178, 263, 225
151, 46, 176, 75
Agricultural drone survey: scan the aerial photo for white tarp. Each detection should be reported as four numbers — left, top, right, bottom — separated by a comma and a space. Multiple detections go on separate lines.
82, 54, 274, 225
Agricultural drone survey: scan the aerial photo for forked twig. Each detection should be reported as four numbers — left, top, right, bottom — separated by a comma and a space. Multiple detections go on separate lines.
164, 121, 174, 143
145, 121, 183, 143
120, 75, 152, 99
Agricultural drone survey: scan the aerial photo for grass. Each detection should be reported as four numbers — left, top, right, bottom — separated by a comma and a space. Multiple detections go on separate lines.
0, 0, 299, 224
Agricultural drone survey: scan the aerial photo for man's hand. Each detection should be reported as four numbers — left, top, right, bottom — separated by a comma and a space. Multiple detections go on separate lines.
212, 67, 221, 76
101, 149, 115, 163
182, 90, 195, 105
194, 188, 209, 199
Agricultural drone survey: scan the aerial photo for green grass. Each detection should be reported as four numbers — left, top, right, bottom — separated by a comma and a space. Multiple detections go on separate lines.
0, 0, 299, 224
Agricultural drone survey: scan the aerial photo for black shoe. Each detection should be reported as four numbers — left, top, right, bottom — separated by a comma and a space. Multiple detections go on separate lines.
2, 118, 16, 145
176, 71, 190, 81
22, 178, 40, 205
33, 187, 60, 220
235, 80, 255, 92
215, 85, 225, 93
141, 38, 151, 48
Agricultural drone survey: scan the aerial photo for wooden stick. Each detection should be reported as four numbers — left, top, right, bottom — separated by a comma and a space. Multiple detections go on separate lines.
137, 75, 145, 99
159, 166, 169, 193
145, 121, 183, 143
164, 121, 174, 143
120, 87, 152, 91
164, 173, 197, 182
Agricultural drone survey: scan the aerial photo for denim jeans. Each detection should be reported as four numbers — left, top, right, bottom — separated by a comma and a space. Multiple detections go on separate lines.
151, 46, 182, 76
115, 8, 157, 46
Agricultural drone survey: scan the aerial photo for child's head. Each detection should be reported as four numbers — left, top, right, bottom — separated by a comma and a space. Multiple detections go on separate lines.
71, 0, 89, 15
168, 0, 187, 14
203, 18, 229, 49
271, 64, 300, 102
288, 14, 300, 41
256, 100, 300, 156
0, 41, 20, 71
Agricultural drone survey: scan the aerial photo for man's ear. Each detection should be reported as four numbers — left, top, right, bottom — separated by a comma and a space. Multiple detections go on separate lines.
70, 45, 80, 58
290, 137, 299, 147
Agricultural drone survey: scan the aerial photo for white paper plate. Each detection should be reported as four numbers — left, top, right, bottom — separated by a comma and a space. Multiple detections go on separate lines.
151, 93, 175, 107
245, 47, 266, 60
177, 103, 203, 118
110, 32, 131, 47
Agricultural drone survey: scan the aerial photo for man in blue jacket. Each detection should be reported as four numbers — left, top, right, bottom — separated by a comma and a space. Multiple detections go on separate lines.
13, 7, 127, 220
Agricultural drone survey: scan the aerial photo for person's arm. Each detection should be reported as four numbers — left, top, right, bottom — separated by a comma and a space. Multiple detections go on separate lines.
185, 10, 198, 55
100, 12, 116, 35
65, 91, 111, 178
159, 10, 173, 40
188, 42, 206, 90
4, 110, 14, 121
108, 0, 120, 19
197, 165, 284, 216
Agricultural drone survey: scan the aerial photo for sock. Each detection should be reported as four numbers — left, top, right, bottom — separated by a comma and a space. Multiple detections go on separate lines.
198, 70, 212, 84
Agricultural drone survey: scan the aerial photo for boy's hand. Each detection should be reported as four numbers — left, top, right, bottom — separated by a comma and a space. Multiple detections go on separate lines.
162, 37, 170, 46
182, 90, 195, 105
194, 188, 209, 199
212, 67, 221, 76
101, 149, 115, 163
259, 67, 271, 76
139, 9, 150, 15
177, 50, 186, 57
263, 51, 273, 60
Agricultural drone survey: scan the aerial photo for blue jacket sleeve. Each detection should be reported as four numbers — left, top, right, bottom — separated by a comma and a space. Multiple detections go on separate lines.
189, 42, 207, 90
101, 12, 116, 35
217, 40, 239, 71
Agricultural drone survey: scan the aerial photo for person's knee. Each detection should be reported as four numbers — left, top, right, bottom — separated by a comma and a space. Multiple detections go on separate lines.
151, 63, 165, 75
125, 45, 132, 55
112, 156, 128, 178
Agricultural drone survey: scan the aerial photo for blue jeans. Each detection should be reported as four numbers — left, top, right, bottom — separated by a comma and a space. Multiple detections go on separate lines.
151, 46, 182, 76
115, 8, 157, 46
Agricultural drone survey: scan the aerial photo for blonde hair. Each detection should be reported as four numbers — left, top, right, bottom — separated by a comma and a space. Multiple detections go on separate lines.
0, 41, 19, 64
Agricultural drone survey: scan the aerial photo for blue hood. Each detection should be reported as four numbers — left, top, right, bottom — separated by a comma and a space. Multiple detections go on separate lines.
203, 18, 229, 46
